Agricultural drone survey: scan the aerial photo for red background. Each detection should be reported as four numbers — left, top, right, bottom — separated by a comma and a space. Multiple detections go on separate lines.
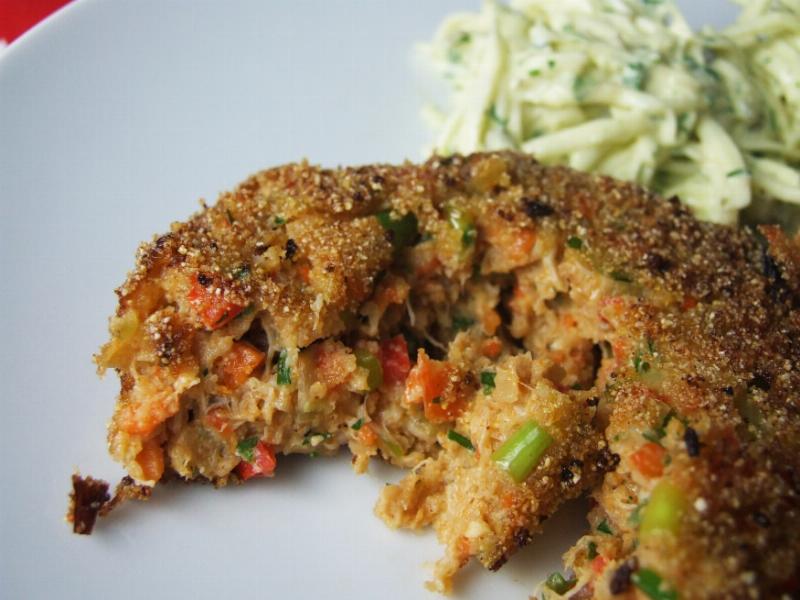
0, 0, 72, 43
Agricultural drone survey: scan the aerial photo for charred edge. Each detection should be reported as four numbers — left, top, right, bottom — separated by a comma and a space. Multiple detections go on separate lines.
609, 558, 638, 595
70, 475, 111, 535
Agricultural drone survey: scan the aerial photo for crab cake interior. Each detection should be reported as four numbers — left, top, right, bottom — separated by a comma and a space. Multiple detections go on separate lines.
77, 152, 800, 598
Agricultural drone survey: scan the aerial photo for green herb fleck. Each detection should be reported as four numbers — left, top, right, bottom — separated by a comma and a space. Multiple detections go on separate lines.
376, 210, 419, 249
597, 519, 613, 535
277, 349, 292, 385
351, 418, 364, 431
629, 501, 648, 526
587, 541, 598, 559
548, 59, 556, 69
236, 437, 259, 462
632, 567, 678, 600
273, 216, 286, 227
431, 396, 442, 404
567, 236, 583, 250
726, 168, 749, 178
447, 429, 475, 451
235, 304, 255, 320
481, 371, 496, 395
623, 62, 647, 90
633, 352, 651, 374
452, 314, 475, 332
488, 104, 508, 128
232, 265, 250, 280
610, 270, 633, 283
545, 572, 576, 594
573, 73, 592, 101
529, 68, 542, 77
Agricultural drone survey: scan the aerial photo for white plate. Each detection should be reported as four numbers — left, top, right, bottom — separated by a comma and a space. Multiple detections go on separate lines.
0, 2, 739, 598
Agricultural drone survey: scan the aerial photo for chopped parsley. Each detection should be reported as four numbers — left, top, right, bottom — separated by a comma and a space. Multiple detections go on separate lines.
480, 371, 496, 395
567, 236, 583, 250
273, 215, 286, 227
587, 540, 598, 560
622, 62, 647, 90
236, 437, 259, 462
597, 519, 614, 535
610, 270, 633, 283
452, 314, 475, 332
277, 349, 292, 385
351, 418, 364, 431
447, 429, 475, 451
726, 168, 749, 178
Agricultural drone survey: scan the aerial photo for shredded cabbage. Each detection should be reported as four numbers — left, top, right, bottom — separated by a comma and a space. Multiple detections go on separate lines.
420, 0, 800, 225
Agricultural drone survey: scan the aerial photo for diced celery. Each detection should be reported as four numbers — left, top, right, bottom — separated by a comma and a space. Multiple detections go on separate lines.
355, 349, 383, 391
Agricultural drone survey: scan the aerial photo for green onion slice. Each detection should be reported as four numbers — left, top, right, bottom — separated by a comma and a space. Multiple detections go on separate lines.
640, 480, 686, 538
447, 429, 474, 451
355, 349, 383, 391
545, 572, 576, 594
376, 210, 419, 249
491, 420, 553, 483
632, 568, 678, 600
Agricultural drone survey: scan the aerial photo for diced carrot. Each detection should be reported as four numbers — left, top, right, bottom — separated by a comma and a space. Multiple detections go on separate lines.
187, 275, 243, 330
405, 351, 450, 405
631, 442, 666, 478
423, 395, 466, 423
561, 313, 577, 328
380, 335, 411, 385
205, 407, 231, 434
297, 262, 311, 284
117, 392, 179, 436
135, 439, 165, 482
510, 229, 536, 261
591, 555, 607, 575
405, 351, 466, 423
215, 341, 265, 391
236, 441, 277, 481
457, 536, 471, 561
481, 337, 503, 359
358, 423, 379, 446
482, 309, 501, 335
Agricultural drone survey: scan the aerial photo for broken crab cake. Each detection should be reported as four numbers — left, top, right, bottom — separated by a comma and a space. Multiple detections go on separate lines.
70, 152, 800, 598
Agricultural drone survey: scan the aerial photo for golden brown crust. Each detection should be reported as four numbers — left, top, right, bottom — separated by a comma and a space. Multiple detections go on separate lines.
84, 152, 799, 597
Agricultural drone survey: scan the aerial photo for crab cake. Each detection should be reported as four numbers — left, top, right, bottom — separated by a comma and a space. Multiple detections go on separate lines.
70, 152, 800, 598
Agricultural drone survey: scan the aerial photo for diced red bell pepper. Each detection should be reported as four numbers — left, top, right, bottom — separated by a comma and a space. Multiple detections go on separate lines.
236, 441, 277, 481
187, 275, 243, 330
380, 335, 411, 385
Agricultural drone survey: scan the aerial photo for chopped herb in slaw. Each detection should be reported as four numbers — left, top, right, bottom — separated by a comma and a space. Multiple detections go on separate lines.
420, 0, 800, 227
